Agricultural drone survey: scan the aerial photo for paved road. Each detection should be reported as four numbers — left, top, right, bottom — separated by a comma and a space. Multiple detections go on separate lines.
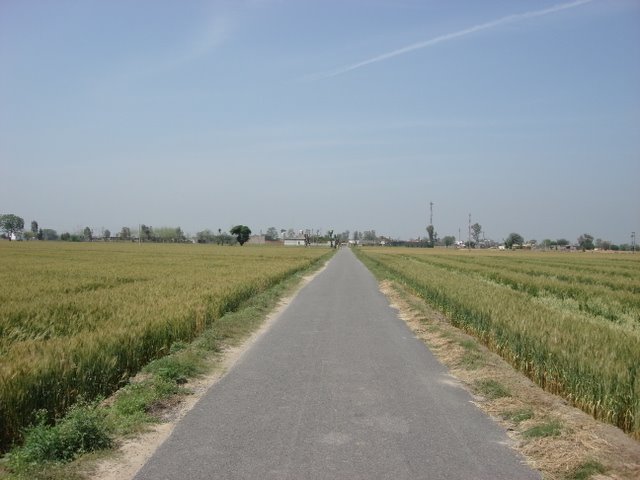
134, 248, 539, 480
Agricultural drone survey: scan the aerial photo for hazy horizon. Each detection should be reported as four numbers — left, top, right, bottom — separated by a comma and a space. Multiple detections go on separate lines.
2, 1, 639, 245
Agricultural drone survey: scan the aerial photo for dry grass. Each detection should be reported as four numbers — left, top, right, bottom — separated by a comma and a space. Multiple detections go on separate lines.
380, 280, 640, 480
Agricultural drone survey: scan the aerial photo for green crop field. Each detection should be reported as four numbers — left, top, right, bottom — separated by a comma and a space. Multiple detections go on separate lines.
0, 241, 330, 450
357, 247, 640, 439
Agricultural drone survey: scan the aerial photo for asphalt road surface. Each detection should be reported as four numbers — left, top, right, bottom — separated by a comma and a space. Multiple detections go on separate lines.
134, 248, 539, 480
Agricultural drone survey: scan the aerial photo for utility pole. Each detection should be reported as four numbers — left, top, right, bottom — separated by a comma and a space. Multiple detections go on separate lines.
632, 231, 636, 253
429, 202, 434, 226
468, 213, 471, 250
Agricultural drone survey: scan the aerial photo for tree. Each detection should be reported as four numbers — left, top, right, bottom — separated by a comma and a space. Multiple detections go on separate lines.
83, 227, 93, 241
594, 238, 612, 251
119, 227, 131, 240
196, 229, 214, 243
37, 228, 44, 241
31, 220, 38, 234
286, 228, 295, 239
443, 236, 456, 248
578, 233, 594, 251
103, 229, 111, 240
265, 227, 279, 241
41, 229, 58, 241
362, 230, 377, 242
504, 232, 524, 249
471, 223, 482, 245
230, 225, 251, 246
0, 214, 25, 240
326, 230, 336, 248
426, 225, 436, 246
140, 225, 153, 242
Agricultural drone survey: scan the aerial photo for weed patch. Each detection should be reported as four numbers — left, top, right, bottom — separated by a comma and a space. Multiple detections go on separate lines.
7, 400, 111, 473
501, 408, 534, 424
568, 460, 606, 480
474, 379, 511, 400
523, 420, 562, 439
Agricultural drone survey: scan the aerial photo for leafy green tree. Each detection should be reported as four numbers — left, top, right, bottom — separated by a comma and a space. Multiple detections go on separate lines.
327, 230, 336, 248
103, 229, 111, 240
230, 225, 251, 246
265, 227, 279, 241
504, 232, 524, 249
443, 235, 456, 247
471, 223, 482, 244
362, 230, 377, 242
31, 220, 38, 234
120, 227, 131, 240
0, 214, 25, 239
426, 225, 436, 246
37, 228, 44, 241
578, 234, 594, 251
140, 225, 153, 242
196, 229, 215, 243
83, 227, 93, 241
41, 229, 58, 241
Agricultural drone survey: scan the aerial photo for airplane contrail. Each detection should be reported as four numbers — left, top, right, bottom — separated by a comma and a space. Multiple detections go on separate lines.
309, 0, 594, 80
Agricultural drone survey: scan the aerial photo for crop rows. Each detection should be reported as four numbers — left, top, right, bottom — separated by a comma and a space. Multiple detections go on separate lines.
0, 242, 330, 449
358, 248, 640, 438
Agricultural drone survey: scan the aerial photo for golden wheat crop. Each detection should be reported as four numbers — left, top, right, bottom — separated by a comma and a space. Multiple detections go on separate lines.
0, 241, 330, 449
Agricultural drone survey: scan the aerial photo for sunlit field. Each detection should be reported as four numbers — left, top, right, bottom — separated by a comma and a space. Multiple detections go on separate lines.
0, 241, 330, 449
357, 247, 640, 438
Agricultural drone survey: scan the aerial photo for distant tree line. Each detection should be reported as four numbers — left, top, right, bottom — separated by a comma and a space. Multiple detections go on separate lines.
1, 213, 636, 251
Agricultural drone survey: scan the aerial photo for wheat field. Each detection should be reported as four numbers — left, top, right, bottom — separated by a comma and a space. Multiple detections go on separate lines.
0, 241, 330, 449
357, 247, 640, 438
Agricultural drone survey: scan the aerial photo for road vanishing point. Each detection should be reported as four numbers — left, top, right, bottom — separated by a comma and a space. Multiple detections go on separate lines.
134, 248, 540, 480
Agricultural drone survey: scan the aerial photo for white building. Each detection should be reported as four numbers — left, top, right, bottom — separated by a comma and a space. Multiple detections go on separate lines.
284, 238, 306, 246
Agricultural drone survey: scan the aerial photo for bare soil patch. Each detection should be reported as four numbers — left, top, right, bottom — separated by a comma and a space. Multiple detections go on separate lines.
380, 280, 640, 480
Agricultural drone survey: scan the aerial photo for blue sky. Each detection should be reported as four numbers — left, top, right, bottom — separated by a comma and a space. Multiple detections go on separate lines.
1, 0, 639, 243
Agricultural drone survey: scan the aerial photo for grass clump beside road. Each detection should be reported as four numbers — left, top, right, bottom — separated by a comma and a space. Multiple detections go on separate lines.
501, 408, 534, 424
522, 420, 563, 439
7, 401, 112, 471
568, 460, 607, 480
474, 379, 511, 400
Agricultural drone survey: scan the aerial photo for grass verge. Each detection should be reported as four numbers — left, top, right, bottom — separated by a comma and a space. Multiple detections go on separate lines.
0, 251, 333, 480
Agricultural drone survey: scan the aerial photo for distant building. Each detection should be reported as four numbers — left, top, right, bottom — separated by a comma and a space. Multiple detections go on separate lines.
284, 238, 306, 246
247, 235, 266, 245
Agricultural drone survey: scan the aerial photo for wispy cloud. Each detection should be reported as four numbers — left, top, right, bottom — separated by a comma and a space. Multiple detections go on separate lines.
307, 0, 594, 80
